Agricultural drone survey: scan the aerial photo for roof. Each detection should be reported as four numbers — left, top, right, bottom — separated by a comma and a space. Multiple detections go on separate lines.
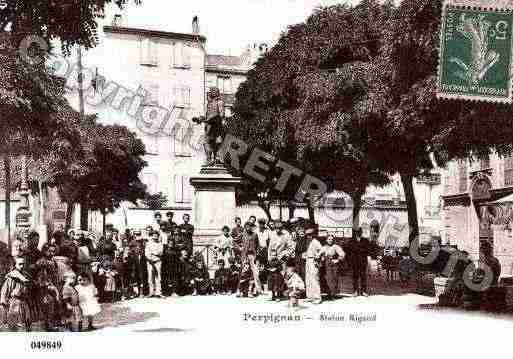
103, 26, 206, 43
206, 54, 242, 67
488, 193, 513, 204
206, 54, 250, 75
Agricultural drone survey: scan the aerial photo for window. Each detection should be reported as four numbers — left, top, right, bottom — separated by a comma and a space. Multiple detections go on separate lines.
142, 172, 158, 194
505, 155, 513, 186
216, 75, 232, 94
172, 42, 191, 69
172, 86, 191, 108
140, 38, 158, 66
145, 137, 159, 155
443, 171, 451, 192
458, 160, 468, 193
174, 175, 192, 203
142, 82, 159, 105
173, 117, 192, 157
480, 154, 490, 169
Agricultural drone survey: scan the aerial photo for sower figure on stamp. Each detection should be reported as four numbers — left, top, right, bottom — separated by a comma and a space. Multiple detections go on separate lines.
192, 87, 226, 166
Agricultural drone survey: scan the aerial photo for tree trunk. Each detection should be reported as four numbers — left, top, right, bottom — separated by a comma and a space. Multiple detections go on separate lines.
65, 201, 74, 231
38, 180, 45, 226
4, 156, 11, 249
258, 202, 272, 221
80, 201, 89, 231
287, 201, 296, 220
400, 172, 419, 244
305, 196, 316, 224
102, 209, 106, 237
352, 190, 364, 229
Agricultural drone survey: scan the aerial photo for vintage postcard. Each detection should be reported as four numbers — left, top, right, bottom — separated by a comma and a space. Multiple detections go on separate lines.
1, 0, 513, 358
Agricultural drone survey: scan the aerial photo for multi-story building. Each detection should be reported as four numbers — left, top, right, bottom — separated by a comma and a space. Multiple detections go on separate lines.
441, 153, 513, 276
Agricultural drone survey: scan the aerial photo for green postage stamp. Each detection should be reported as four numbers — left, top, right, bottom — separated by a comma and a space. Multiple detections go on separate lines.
437, 4, 513, 103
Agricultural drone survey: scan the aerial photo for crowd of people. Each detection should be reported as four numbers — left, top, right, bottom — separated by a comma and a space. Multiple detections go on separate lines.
0, 210, 381, 332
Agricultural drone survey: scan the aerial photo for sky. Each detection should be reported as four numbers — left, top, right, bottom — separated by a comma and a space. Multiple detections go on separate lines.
100, 0, 359, 56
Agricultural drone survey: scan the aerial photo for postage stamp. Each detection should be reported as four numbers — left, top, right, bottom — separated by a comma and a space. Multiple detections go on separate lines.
437, 4, 513, 103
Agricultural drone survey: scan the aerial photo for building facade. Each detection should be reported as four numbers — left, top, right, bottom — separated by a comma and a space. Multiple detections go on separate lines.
441, 153, 513, 277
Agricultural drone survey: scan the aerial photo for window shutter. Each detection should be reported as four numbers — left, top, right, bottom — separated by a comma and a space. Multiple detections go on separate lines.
182, 44, 191, 68
458, 160, 467, 193
150, 39, 158, 65
140, 38, 149, 64
183, 176, 192, 203
174, 174, 183, 203
150, 83, 159, 104
182, 86, 191, 106
505, 155, 513, 186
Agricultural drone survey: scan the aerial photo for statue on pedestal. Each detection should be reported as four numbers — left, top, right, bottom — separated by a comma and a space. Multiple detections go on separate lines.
192, 87, 226, 166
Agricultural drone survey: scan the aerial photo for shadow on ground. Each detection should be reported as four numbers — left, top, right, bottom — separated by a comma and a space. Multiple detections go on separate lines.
94, 303, 160, 330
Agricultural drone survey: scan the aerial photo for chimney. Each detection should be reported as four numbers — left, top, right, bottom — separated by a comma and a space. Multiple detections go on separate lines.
192, 16, 200, 34
112, 14, 122, 27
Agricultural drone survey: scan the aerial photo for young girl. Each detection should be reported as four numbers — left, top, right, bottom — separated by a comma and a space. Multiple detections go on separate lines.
76, 273, 101, 331
98, 260, 117, 303
61, 272, 83, 331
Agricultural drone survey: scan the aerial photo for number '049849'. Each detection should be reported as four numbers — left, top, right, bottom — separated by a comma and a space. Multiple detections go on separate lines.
30, 341, 63, 350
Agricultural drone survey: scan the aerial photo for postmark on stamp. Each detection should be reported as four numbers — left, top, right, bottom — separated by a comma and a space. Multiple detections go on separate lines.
437, 4, 513, 103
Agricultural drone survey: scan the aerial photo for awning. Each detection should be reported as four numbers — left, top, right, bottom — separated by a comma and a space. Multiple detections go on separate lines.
486, 193, 513, 205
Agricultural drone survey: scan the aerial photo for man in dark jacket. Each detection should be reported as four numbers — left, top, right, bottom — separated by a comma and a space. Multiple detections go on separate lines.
347, 227, 372, 297
178, 214, 194, 258
241, 222, 261, 296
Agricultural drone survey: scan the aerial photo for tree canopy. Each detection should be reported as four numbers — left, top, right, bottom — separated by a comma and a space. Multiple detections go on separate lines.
230, 0, 392, 224
0, 0, 141, 53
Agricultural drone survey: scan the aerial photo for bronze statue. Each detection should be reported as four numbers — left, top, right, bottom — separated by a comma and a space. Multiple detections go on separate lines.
192, 87, 226, 166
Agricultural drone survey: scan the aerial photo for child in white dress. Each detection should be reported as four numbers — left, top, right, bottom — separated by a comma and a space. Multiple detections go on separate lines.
76, 273, 101, 331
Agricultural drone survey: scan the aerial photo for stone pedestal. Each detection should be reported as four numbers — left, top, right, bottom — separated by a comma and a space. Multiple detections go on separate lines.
190, 165, 242, 244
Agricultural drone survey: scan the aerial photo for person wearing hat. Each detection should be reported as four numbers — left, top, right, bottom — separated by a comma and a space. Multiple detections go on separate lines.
305, 227, 323, 304
347, 227, 372, 297
124, 238, 147, 298
268, 220, 294, 265
323, 234, 345, 299
166, 211, 177, 230
294, 225, 308, 281
178, 214, 194, 258
214, 225, 233, 264
255, 219, 270, 290
144, 231, 164, 297
241, 221, 261, 296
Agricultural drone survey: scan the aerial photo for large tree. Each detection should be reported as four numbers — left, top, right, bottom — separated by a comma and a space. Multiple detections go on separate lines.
50, 114, 148, 231
230, 0, 392, 225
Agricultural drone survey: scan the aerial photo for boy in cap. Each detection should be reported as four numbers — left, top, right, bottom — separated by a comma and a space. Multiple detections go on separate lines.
214, 259, 230, 294
284, 258, 305, 308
